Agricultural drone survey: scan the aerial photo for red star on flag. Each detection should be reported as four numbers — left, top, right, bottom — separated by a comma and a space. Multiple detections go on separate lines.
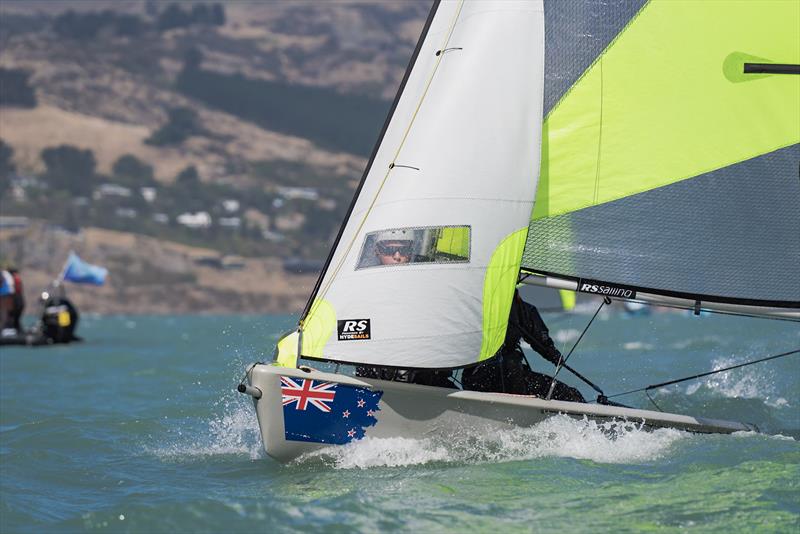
347, 428, 356, 438
342, 410, 350, 418
357, 399, 366, 408
367, 409, 375, 417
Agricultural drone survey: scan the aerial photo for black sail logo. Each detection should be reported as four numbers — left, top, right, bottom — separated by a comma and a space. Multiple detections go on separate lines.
337, 319, 371, 341
577, 279, 637, 299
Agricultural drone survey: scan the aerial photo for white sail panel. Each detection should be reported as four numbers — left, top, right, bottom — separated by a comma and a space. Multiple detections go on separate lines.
300, 0, 545, 368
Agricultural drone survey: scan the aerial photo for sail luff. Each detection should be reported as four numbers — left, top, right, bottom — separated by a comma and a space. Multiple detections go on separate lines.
299, 0, 443, 326
304, 0, 465, 326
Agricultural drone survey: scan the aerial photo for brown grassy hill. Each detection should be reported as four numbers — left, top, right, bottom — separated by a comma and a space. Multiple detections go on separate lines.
1, 220, 315, 315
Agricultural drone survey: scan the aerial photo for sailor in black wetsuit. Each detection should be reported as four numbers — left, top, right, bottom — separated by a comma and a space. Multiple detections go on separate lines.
462, 289, 585, 402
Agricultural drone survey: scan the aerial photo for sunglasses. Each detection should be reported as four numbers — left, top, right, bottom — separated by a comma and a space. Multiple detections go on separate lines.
376, 243, 413, 256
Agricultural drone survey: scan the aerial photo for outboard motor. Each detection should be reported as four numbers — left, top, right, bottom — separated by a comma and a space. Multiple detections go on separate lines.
41, 296, 79, 344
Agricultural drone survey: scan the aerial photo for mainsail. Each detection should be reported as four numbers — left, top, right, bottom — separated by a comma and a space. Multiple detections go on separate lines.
522, 0, 800, 309
289, 0, 799, 370
297, 0, 546, 368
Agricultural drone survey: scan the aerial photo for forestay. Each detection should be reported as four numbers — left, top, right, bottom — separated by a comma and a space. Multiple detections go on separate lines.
297, 0, 546, 368
522, 0, 800, 309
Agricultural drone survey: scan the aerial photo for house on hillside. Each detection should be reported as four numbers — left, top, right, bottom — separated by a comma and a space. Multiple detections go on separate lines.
177, 211, 211, 229
218, 217, 241, 229
221, 199, 240, 212
140, 187, 157, 203
94, 184, 132, 199
276, 186, 319, 201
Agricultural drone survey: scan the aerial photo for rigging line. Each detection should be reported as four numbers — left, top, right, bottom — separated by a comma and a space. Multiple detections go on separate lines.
302, 0, 466, 326
545, 297, 609, 400
514, 321, 605, 395
645, 390, 663, 412
238, 361, 263, 387
435, 47, 463, 56
606, 348, 800, 399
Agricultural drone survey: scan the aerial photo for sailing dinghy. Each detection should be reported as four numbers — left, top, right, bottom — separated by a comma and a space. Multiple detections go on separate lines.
240, 0, 800, 462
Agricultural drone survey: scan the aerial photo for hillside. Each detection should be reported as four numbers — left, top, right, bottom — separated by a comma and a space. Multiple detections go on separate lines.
0, 1, 430, 313
1, 220, 316, 315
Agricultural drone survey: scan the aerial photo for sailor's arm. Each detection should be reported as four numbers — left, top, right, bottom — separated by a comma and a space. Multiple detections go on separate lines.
519, 302, 563, 366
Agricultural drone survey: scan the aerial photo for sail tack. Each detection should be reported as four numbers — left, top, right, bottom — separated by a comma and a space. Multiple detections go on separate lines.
300, 0, 546, 368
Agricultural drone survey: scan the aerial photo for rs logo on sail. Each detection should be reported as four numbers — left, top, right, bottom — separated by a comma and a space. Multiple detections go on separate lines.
578, 279, 636, 299
337, 319, 371, 341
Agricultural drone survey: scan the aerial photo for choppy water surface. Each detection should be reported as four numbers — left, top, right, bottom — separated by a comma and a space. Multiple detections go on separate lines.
1, 311, 798, 532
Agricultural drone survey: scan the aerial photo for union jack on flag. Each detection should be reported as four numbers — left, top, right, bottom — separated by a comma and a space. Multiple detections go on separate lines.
281, 377, 337, 412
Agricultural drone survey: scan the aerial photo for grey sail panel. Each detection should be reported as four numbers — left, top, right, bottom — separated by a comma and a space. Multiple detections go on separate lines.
521, 145, 800, 307
543, 0, 646, 116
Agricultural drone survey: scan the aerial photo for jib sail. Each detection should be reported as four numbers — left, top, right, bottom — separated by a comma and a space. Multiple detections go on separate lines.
296, 0, 547, 368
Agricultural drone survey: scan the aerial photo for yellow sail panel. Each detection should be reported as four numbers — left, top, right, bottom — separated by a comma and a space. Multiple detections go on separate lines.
559, 290, 576, 312
533, 0, 800, 220
435, 226, 470, 258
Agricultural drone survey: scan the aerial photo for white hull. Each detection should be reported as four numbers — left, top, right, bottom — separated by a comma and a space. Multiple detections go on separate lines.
245, 364, 755, 463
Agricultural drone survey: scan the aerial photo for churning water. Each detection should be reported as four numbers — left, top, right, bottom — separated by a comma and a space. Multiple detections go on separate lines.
1, 312, 798, 532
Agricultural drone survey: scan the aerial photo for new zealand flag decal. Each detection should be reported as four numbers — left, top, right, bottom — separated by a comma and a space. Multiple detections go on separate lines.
281, 376, 383, 444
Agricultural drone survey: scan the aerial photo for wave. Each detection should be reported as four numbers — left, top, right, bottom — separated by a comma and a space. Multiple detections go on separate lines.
146, 399, 263, 461
680, 355, 789, 408
300, 415, 688, 469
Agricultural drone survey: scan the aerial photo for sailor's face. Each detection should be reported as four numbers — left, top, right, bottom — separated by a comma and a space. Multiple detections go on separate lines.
376, 240, 412, 264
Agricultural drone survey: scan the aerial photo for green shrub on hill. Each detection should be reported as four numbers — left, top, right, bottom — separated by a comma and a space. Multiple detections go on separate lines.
112, 154, 156, 186
0, 140, 15, 196
53, 10, 147, 40
157, 3, 225, 32
145, 107, 203, 146
0, 68, 37, 108
176, 68, 388, 156
40, 145, 97, 196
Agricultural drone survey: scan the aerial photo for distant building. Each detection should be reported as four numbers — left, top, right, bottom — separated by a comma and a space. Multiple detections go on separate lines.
140, 187, 157, 203
261, 230, 285, 242
317, 198, 337, 211
244, 208, 270, 231
277, 186, 319, 201
221, 256, 245, 269
274, 212, 305, 231
11, 174, 42, 189
177, 211, 211, 229
115, 207, 137, 218
10, 184, 26, 201
0, 216, 29, 229
193, 255, 245, 270
218, 216, 241, 229
221, 199, 240, 212
95, 183, 132, 199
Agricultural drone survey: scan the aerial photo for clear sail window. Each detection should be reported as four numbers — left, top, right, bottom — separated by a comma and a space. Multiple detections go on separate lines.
357, 226, 471, 269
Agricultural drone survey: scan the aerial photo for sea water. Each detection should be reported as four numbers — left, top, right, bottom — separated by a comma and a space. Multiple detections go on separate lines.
1, 312, 798, 533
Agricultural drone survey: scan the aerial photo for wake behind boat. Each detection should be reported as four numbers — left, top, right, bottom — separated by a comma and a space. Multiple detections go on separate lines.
240, 0, 800, 462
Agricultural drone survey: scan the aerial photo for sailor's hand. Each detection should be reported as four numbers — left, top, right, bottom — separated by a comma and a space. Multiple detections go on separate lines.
547, 349, 563, 366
